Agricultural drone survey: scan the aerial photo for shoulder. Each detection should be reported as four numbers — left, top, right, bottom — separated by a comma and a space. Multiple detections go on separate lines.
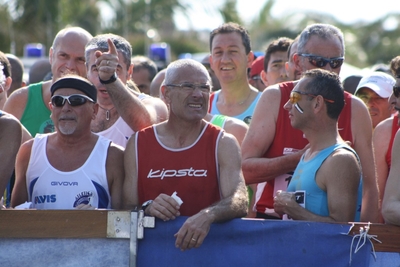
329, 145, 359, 165
106, 141, 124, 160
224, 116, 248, 131
4, 85, 30, 109
374, 117, 394, 139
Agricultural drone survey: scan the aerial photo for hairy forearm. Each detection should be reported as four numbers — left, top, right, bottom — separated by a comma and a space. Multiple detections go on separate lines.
106, 79, 153, 131
202, 183, 248, 223
242, 153, 302, 185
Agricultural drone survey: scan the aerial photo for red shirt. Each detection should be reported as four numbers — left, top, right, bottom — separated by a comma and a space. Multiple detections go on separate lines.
136, 123, 222, 216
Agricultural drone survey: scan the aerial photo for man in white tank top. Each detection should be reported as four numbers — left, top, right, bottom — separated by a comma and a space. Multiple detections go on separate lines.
85, 34, 168, 148
11, 75, 124, 210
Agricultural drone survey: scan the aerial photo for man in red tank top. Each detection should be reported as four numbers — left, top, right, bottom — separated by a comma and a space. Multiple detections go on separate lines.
242, 23, 380, 223
122, 58, 248, 251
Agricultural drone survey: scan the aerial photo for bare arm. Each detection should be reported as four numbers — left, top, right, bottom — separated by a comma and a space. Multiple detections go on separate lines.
0, 115, 23, 195
382, 131, 400, 225
3, 87, 29, 120
274, 149, 361, 222
95, 39, 155, 131
122, 134, 139, 209
241, 85, 306, 184
10, 140, 34, 207
223, 117, 248, 146
106, 143, 125, 209
351, 97, 379, 222
174, 132, 248, 251
372, 119, 391, 208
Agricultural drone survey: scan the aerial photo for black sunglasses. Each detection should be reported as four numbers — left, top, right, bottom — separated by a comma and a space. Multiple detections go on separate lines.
51, 94, 95, 107
298, 53, 344, 69
393, 86, 400, 98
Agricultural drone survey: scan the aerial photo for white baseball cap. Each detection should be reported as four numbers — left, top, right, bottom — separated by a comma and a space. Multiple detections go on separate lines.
355, 71, 395, 98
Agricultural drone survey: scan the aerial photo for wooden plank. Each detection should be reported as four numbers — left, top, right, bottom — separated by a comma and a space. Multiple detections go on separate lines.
349, 223, 400, 252
0, 210, 108, 238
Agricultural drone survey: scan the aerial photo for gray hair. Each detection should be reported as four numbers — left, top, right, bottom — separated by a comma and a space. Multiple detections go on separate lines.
297, 24, 345, 56
85, 33, 132, 70
163, 59, 211, 85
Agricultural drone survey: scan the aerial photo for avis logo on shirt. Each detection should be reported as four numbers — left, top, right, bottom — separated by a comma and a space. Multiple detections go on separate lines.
35, 194, 56, 204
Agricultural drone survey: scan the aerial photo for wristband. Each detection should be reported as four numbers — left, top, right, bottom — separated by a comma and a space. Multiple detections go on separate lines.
99, 72, 117, 84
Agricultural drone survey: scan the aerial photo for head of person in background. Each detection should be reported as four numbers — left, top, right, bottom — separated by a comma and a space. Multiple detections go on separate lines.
355, 72, 395, 129
260, 37, 293, 87
285, 36, 301, 81
0, 52, 13, 109
149, 68, 166, 98
5, 53, 25, 96
130, 55, 157, 95
201, 55, 221, 91
209, 22, 253, 87
28, 58, 52, 85
294, 24, 345, 76
390, 56, 400, 117
342, 75, 362, 95
248, 55, 265, 91
371, 63, 391, 75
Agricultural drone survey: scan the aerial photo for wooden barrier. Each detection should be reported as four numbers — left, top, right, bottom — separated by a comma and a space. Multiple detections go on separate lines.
0, 210, 399, 267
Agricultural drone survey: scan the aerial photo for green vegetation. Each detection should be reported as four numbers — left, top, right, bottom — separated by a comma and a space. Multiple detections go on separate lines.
1, 0, 399, 68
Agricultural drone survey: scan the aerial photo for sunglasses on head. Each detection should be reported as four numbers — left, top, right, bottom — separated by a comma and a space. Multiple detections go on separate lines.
393, 86, 400, 98
289, 91, 335, 104
51, 94, 95, 107
298, 53, 344, 69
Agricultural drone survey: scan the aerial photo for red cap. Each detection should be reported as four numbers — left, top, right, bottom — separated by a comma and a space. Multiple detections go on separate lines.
250, 55, 264, 78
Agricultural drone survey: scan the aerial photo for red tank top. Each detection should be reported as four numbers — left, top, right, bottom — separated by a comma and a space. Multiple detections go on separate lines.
255, 82, 354, 215
137, 123, 222, 216
386, 113, 399, 169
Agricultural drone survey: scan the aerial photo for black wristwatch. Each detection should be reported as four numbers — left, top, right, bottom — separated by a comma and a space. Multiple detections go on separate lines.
141, 200, 153, 214
99, 72, 117, 84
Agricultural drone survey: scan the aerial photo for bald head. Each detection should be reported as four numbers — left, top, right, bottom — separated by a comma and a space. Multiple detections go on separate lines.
52, 27, 92, 50
164, 59, 211, 86
150, 68, 166, 98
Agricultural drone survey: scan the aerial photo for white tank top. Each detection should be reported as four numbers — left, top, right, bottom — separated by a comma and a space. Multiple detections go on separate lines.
95, 92, 149, 148
26, 134, 111, 209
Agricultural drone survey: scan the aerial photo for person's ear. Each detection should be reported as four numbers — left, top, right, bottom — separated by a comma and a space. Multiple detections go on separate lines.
260, 70, 268, 86
2, 76, 11, 92
293, 53, 302, 73
246, 51, 254, 68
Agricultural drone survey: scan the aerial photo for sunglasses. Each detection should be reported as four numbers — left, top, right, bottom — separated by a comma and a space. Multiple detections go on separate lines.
289, 91, 335, 104
51, 94, 95, 107
298, 53, 344, 69
393, 86, 400, 98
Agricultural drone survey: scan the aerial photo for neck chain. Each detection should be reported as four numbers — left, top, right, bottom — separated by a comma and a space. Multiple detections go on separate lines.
99, 105, 116, 121
238, 90, 252, 105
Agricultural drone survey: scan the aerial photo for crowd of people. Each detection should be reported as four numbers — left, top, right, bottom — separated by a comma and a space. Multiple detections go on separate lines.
1, 20, 400, 250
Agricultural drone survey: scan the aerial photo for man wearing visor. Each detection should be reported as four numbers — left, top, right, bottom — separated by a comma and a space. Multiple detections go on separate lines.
11, 75, 124, 210
242, 23, 379, 222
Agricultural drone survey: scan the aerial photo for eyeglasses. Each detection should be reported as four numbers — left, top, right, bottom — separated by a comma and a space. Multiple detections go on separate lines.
289, 91, 335, 104
393, 86, 400, 98
298, 53, 344, 69
166, 83, 211, 93
51, 94, 95, 107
